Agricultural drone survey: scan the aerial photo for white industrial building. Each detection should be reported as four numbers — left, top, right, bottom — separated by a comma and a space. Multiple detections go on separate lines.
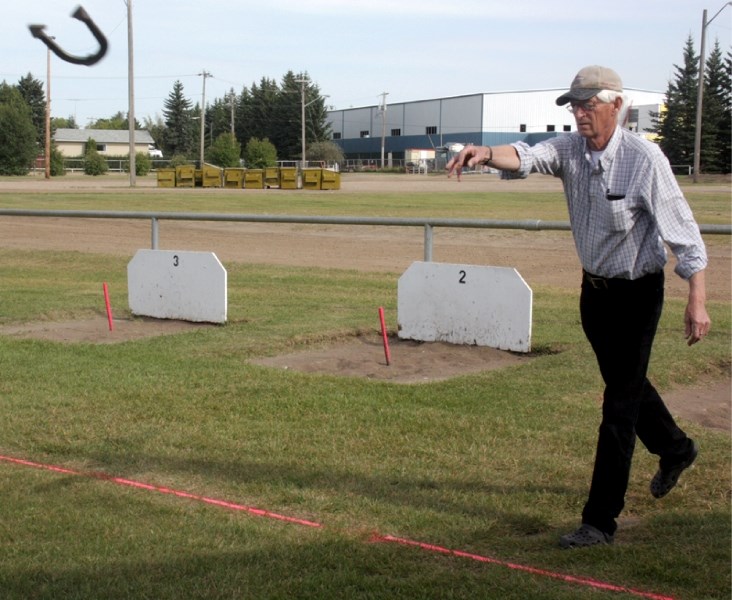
327, 88, 664, 166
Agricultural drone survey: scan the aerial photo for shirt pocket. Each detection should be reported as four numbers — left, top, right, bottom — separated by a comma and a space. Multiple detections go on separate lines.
604, 195, 637, 232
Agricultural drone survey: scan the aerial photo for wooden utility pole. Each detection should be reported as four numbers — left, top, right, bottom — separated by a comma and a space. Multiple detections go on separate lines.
127, 0, 136, 187
44, 44, 52, 179
199, 70, 212, 167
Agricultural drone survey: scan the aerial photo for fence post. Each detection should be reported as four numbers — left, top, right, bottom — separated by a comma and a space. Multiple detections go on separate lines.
151, 217, 159, 249
424, 224, 433, 262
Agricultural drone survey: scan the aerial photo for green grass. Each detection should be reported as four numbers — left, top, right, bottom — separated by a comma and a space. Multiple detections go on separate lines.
0, 177, 729, 599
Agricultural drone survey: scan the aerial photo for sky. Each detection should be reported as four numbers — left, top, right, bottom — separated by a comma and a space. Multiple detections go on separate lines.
1, 1, 730, 128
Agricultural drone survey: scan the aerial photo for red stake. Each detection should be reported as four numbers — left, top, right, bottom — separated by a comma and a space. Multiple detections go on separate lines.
378, 307, 391, 366
103, 282, 114, 331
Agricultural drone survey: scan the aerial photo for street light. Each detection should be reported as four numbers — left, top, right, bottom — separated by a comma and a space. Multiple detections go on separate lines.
298, 76, 328, 168
378, 91, 389, 168
692, 2, 731, 183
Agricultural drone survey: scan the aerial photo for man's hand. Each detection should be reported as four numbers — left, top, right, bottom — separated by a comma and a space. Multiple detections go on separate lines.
446, 144, 519, 180
446, 145, 492, 181
685, 270, 711, 346
685, 302, 711, 345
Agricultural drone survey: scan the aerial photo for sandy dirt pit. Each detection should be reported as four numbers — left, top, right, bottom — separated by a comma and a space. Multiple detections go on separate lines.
0, 173, 729, 432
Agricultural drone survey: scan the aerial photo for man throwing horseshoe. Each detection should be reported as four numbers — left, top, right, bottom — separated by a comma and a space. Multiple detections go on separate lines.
447, 65, 711, 548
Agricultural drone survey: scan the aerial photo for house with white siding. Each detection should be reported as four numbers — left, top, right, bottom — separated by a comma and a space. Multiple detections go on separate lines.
53, 128, 156, 157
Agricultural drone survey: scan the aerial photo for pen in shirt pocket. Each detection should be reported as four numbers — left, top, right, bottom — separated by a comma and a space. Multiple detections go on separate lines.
606, 189, 625, 201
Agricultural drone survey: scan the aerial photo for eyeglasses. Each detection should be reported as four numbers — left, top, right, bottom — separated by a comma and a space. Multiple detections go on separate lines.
567, 101, 600, 114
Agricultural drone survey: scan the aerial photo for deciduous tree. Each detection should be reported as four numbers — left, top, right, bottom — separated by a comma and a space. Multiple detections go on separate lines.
207, 132, 241, 168
16, 73, 45, 148
244, 137, 277, 168
83, 137, 108, 176
0, 82, 38, 175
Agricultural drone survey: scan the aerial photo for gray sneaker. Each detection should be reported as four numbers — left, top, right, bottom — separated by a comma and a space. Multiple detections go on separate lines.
650, 441, 699, 499
559, 524, 614, 549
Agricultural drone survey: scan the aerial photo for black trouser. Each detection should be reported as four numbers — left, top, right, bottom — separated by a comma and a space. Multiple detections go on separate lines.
579, 270, 692, 535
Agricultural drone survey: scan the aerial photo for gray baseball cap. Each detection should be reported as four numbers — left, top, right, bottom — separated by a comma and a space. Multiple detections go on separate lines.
555, 65, 623, 105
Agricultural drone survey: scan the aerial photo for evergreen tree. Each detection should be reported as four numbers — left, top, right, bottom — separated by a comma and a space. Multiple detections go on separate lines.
240, 77, 280, 147
0, 82, 38, 175
702, 41, 731, 173
722, 50, 732, 172
16, 73, 45, 148
274, 71, 304, 159
234, 86, 253, 151
652, 35, 732, 175
654, 36, 699, 167
300, 76, 332, 151
275, 71, 331, 161
153, 73, 332, 163
208, 90, 236, 142
162, 81, 195, 157
191, 101, 203, 160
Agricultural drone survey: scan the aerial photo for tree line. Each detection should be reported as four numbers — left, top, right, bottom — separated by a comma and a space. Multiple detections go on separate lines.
143, 70, 341, 167
0, 69, 340, 175
651, 37, 731, 174
0, 40, 729, 175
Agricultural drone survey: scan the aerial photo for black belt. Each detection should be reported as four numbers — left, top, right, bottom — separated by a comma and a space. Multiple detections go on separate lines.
582, 270, 662, 290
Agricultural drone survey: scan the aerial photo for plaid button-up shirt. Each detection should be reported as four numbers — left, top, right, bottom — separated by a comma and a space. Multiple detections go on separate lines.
507, 127, 707, 280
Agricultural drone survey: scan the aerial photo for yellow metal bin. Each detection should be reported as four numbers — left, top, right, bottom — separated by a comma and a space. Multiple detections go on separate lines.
223, 168, 245, 189
264, 167, 280, 188
279, 167, 298, 189
244, 169, 264, 189
320, 169, 341, 190
175, 165, 196, 187
302, 168, 322, 190
157, 168, 176, 188
201, 165, 223, 188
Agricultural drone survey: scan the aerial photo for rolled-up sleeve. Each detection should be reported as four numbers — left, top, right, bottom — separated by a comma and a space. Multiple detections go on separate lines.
502, 140, 565, 180
648, 158, 708, 280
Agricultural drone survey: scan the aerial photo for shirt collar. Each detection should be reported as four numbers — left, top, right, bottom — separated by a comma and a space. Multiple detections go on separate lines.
583, 125, 622, 169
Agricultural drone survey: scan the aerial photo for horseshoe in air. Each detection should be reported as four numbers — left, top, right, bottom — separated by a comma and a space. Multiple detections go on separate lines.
29, 6, 108, 67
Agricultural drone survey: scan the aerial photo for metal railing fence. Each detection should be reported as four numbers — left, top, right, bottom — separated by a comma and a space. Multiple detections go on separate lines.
0, 209, 728, 262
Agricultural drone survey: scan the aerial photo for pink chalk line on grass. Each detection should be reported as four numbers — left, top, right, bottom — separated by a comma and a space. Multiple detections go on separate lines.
0, 454, 321, 528
1, 454, 675, 600
371, 535, 675, 600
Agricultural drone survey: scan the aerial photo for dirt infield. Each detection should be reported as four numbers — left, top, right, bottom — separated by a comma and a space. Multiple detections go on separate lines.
0, 173, 729, 431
